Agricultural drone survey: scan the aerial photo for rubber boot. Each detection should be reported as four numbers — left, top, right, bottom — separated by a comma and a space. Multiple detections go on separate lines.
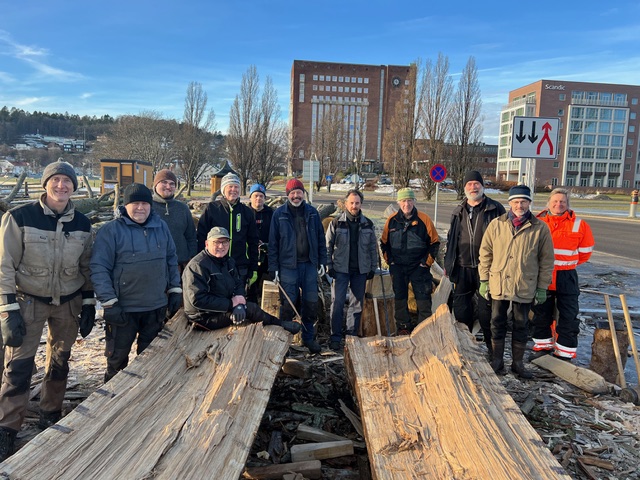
483, 328, 493, 359
0, 427, 17, 462
490, 338, 505, 374
38, 410, 62, 430
511, 341, 534, 379
302, 301, 321, 354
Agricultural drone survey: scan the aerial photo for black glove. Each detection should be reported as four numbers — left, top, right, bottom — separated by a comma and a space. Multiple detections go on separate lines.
0, 310, 26, 347
231, 304, 247, 325
103, 302, 127, 326
78, 305, 96, 338
328, 268, 336, 278
367, 270, 375, 280
167, 292, 182, 318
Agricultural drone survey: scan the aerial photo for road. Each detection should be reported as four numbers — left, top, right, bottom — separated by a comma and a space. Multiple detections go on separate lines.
310, 191, 640, 261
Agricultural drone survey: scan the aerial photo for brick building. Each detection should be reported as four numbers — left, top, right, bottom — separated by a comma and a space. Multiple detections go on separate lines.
289, 60, 415, 175
497, 80, 640, 190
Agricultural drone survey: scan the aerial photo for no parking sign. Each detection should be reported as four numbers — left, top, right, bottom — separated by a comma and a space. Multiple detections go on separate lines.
429, 164, 447, 183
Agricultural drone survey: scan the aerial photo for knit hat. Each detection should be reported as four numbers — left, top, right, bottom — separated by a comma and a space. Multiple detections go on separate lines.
286, 178, 305, 195
221, 173, 240, 193
207, 226, 230, 240
42, 161, 78, 191
153, 169, 177, 188
397, 188, 415, 201
463, 170, 484, 186
123, 183, 153, 205
249, 183, 266, 197
508, 184, 532, 202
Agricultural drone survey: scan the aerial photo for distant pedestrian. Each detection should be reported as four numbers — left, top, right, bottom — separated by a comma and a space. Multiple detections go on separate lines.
444, 170, 505, 355
152, 169, 197, 272
380, 187, 440, 333
478, 185, 555, 378
326, 189, 378, 351
269, 178, 327, 354
531, 188, 595, 360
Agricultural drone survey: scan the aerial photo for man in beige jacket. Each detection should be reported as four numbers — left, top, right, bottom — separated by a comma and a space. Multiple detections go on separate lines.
478, 185, 554, 379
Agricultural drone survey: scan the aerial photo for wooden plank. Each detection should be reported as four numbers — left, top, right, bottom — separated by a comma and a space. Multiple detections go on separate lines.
344, 304, 572, 480
243, 460, 322, 479
297, 424, 365, 449
290, 440, 354, 462
0, 313, 291, 479
532, 354, 609, 394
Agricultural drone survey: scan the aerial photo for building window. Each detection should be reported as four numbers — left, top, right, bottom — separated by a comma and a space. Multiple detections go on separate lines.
613, 123, 625, 134
627, 151, 633, 158
600, 109, 612, 120
351, 77, 356, 82
580, 177, 589, 187
632, 98, 638, 105
300, 74, 305, 81
624, 180, 630, 188
357, 88, 362, 93
553, 161, 559, 168
597, 135, 610, 146
614, 109, 627, 121
364, 88, 368, 94
612, 136, 624, 147
332, 76, 337, 81
584, 121, 597, 133
551, 177, 558, 186
625, 163, 631, 170
566, 176, 576, 186
630, 125, 636, 133
598, 122, 611, 133
312, 85, 317, 91
319, 75, 324, 81
583, 134, 596, 146
299, 149, 304, 158
629, 139, 635, 146
319, 85, 324, 91
568, 148, 580, 158
586, 108, 598, 119
364, 78, 369, 84
608, 179, 617, 187
357, 77, 363, 83
559, 94, 566, 101
332, 86, 337, 92
571, 107, 584, 118
558, 109, 564, 116
631, 112, 636, 120
569, 134, 581, 145
596, 162, 606, 172
583, 147, 594, 158
312, 75, 318, 81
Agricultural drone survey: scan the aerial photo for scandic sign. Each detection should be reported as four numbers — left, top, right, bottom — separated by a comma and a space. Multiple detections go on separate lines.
510, 116, 560, 159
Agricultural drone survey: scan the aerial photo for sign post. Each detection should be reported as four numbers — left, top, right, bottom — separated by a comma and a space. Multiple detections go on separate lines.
429, 163, 447, 228
302, 160, 320, 203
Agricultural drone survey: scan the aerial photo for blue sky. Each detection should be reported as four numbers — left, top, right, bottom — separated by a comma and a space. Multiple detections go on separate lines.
1, 1, 640, 144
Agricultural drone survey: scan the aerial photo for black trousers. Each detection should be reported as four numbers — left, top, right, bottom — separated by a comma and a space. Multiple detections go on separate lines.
452, 266, 491, 337
491, 300, 530, 344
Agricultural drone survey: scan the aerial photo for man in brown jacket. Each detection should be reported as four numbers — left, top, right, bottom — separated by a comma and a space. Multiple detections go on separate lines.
478, 185, 554, 379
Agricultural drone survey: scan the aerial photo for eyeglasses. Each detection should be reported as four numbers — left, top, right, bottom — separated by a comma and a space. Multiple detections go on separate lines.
210, 239, 230, 246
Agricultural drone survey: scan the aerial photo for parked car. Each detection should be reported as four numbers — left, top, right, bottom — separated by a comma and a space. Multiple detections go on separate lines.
378, 176, 392, 185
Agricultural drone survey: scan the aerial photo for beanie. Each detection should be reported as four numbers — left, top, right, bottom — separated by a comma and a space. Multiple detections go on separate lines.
207, 226, 230, 240
221, 173, 240, 193
286, 178, 305, 195
508, 184, 532, 202
463, 170, 484, 186
397, 188, 415, 201
123, 183, 153, 205
153, 169, 178, 188
249, 183, 266, 197
42, 161, 78, 191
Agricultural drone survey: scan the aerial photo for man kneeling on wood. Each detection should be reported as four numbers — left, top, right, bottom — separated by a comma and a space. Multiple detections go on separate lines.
183, 227, 301, 334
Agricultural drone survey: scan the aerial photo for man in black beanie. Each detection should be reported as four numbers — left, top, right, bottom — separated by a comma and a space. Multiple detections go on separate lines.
444, 170, 505, 358
91, 183, 182, 382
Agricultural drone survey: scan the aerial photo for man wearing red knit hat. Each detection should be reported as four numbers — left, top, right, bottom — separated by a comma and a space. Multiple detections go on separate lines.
269, 178, 327, 353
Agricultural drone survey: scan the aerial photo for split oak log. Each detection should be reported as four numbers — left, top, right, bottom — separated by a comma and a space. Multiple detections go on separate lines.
344, 304, 571, 479
0, 313, 292, 479
532, 354, 609, 394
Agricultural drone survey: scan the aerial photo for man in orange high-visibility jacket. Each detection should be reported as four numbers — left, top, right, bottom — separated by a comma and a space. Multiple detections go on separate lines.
531, 188, 595, 360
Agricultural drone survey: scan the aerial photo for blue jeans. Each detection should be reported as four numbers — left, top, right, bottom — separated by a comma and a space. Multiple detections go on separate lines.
330, 272, 367, 343
279, 262, 318, 342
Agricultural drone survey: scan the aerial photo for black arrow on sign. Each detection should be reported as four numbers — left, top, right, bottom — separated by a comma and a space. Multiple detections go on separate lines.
515, 121, 526, 143
528, 121, 538, 143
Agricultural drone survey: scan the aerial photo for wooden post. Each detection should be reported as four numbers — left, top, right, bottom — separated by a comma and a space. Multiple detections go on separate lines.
590, 320, 629, 385
620, 294, 640, 385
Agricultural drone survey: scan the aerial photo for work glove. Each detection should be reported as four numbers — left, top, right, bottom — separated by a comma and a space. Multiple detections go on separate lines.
78, 304, 96, 338
248, 271, 259, 287
317, 265, 326, 277
328, 268, 336, 278
167, 292, 182, 318
273, 271, 279, 284
231, 304, 247, 325
478, 281, 490, 301
103, 302, 126, 326
367, 270, 376, 280
0, 310, 26, 347
534, 288, 547, 305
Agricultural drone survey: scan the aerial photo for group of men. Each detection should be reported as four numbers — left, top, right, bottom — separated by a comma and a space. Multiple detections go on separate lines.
0, 163, 595, 461
446, 171, 594, 379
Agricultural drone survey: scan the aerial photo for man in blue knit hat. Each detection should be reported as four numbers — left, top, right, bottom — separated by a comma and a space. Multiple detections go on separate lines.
246, 183, 273, 303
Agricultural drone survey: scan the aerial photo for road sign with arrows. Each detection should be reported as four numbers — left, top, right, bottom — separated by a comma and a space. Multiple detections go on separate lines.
511, 116, 559, 159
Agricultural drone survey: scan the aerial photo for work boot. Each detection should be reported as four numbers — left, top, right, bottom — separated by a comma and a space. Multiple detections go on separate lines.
38, 410, 62, 430
511, 341, 534, 379
528, 348, 553, 362
303, 339, 322, 354
0, 427, 17, 462
329, 340, 342, 352
490, 338, 505, 374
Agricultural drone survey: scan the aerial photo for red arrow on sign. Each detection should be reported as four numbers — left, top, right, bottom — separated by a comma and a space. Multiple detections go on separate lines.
536, 122, 554, 156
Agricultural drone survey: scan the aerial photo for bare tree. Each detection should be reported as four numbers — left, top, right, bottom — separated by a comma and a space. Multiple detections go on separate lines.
449, 56, 483, 199
311, 104, 344, 191
417, 53, 454, 200
90, 111, 177, 174
382, 64, 420, 191
175, 82, 217, 196
227, 66, 286, 194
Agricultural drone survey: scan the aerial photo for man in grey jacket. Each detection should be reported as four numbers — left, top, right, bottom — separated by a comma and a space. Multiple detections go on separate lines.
326, 190, 377, 351
478, 185, 554, 379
